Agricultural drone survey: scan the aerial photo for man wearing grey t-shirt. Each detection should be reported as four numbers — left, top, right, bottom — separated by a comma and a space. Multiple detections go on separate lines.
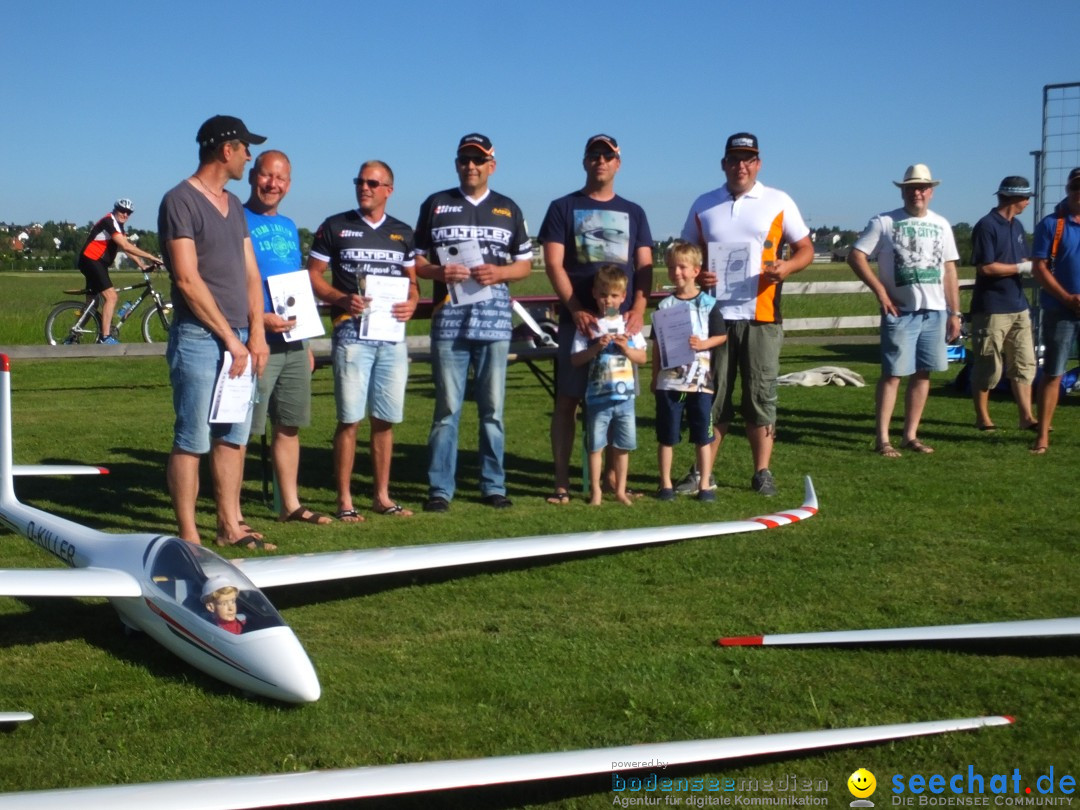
158, 115, 270, 550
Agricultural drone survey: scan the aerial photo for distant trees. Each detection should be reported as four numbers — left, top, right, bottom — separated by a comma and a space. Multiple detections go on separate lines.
951, 222, 972, 266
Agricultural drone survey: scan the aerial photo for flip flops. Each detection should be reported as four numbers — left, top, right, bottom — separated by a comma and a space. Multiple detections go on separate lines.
216, 534, 277, 551
278, 507, 331, 525
900, 438, 935, 454
875, 441, 901, 459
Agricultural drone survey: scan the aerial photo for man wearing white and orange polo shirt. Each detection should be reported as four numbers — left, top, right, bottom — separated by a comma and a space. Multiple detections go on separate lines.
681, 132, 813, 496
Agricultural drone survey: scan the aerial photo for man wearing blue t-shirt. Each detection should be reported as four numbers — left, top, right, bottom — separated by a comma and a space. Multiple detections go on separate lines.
414, 134, 533, 512
244, 150, 330, 527
1031, 167, 1080, 453
539, 134, 653, 504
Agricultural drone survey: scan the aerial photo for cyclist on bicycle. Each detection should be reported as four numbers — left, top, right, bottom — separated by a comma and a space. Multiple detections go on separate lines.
78, 198, 163, 344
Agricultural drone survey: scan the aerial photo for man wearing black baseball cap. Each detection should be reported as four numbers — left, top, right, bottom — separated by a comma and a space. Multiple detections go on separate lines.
680, 132, 813, 496
968, 176, 1037, 433
1030, 166, 1080, 453
157, 114, 271, 549
538, 134, 654, 504
413, 133, 533, 511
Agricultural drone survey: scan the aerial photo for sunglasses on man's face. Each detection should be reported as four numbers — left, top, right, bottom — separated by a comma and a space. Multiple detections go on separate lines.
354, 178, 389, 189
456, 155, 491, 167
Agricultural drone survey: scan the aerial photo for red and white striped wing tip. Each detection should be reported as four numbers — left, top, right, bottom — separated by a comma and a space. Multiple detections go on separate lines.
749, 476, 818, 528
716, 617, 1080, 647
0, 712, 33, 724
0, 716, 1012, 810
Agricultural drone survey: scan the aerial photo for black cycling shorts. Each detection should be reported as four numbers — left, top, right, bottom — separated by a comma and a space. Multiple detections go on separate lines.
78, 258, 113, 294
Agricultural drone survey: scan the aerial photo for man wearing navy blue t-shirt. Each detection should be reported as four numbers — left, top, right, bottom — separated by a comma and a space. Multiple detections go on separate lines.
538, 134, 653, 504
968, 176, 1037, 432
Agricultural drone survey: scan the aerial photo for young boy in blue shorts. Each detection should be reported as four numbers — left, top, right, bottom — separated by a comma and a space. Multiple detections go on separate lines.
652, 241, 727, 502
571, 265, 647, 506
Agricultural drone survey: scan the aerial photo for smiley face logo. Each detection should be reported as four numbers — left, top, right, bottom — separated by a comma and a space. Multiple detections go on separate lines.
848, 768, 877, 798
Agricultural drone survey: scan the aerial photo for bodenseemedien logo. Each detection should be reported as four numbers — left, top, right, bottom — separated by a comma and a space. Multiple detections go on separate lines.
850, 768, 878, 807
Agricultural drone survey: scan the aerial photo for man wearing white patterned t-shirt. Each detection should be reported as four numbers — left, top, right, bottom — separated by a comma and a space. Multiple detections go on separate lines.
848, 163, 961, 459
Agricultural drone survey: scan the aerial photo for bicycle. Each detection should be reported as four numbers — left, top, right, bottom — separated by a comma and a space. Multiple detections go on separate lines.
45, 263, 174, 346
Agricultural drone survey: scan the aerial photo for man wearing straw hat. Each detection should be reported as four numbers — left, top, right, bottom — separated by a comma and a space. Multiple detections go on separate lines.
848, 163, 961, 458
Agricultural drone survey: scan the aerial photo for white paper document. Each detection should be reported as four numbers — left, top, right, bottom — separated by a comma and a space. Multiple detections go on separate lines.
266, 270, 325, 342
651, 303, 697, 370
209, 351, 255, 424
708, 241, 752, 301
436, 240, 493, 306
359, 274, 410, 342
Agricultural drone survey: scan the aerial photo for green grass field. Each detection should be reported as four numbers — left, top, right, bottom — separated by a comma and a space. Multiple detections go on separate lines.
0, 336, 1076, 807
0, 265, 1074, 808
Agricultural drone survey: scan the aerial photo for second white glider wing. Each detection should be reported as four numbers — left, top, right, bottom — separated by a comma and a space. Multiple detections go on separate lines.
718, 616, 1080, 647
236, 477, 818, 590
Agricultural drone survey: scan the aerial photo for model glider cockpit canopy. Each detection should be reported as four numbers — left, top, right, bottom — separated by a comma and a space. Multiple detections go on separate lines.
147, 537, 285, 632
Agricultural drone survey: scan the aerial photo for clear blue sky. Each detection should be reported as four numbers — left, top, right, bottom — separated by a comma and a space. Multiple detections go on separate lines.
2, 0, 1078, 241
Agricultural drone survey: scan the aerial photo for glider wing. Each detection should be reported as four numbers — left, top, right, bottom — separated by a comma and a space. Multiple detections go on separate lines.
718, 616, 1080, 647
235, 478, 818, 590
0, 567, 141, 598
0, 715, 1010, 810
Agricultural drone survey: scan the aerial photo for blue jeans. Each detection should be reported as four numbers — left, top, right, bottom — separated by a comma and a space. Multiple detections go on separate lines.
427, 338, 508, 501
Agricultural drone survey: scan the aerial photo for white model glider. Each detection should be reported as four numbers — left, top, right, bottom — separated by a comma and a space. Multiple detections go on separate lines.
0, 715, 1012, 810
0, 712, 33, 725
717, 617, 1080, 647
0, 354, 817, 703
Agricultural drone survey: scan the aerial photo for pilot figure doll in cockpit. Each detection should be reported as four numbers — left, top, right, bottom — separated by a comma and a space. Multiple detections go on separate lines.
202, 576, 246, 635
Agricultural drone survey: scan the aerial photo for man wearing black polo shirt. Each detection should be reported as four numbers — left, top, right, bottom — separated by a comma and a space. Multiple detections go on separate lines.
308, 160, 419, 521
969, 176, 1037, 432
413, 134, 533, 512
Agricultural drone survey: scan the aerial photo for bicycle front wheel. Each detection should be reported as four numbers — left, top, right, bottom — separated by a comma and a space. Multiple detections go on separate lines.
45, 302, 102, 346
142, 301, 173, 343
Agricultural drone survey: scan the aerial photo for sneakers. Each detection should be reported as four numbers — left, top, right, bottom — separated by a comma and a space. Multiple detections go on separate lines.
750, 469, 777, 496
669, 466, 712, 498
97, 334, 119, 345
423, 496, 450, 513
673, 465, 716, 495
481, 493, 513, 509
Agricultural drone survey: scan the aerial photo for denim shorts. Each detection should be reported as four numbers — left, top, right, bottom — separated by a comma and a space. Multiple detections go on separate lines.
1041, 308, 1080, 377
167, 319, 252, 453
332, 339, 408, 424
880, 309, 947, 377
585, 397, 637, 453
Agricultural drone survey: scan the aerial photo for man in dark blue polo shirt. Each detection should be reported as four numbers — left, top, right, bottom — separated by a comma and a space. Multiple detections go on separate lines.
968, 175, 1037, 432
